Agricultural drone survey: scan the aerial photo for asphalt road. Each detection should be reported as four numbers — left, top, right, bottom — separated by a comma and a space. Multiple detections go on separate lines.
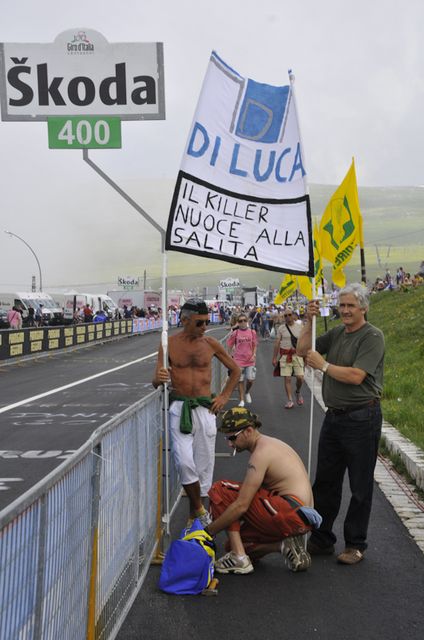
2, 328, 423, 640
117, 337, 424, 640
0, 326, 227, 509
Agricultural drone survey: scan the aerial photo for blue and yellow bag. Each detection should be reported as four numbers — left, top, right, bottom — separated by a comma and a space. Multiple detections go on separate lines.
159, 519, 215, 595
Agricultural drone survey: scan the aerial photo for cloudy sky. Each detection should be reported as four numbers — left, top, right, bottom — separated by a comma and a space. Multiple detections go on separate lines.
0, 0, 423, 291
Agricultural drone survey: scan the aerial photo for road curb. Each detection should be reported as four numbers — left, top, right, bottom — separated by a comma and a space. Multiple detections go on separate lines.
380, 423, 424, 491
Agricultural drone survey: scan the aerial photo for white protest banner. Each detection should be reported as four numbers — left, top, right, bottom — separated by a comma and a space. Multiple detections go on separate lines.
0, 29, 164, 121
166, 52, 313, 275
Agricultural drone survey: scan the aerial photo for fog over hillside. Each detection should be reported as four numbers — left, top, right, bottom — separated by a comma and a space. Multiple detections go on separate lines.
1, 0, 423, 295
1, 178, 423, 293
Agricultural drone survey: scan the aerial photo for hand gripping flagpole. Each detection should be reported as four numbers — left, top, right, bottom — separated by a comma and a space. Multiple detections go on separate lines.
82, 150, 171, 550
288, 71, 316, 479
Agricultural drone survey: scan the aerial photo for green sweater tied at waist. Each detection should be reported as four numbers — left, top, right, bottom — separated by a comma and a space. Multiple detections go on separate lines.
169, 393, 214, 434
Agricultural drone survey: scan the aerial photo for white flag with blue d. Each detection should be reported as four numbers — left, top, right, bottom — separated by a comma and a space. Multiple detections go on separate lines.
166, 52, 313, 275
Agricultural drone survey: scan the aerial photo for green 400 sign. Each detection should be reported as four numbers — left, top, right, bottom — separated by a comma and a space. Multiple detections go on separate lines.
48, 116, 121, 149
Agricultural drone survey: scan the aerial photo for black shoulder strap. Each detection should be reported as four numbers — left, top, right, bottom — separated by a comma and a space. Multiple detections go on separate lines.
285, 323, 296, 339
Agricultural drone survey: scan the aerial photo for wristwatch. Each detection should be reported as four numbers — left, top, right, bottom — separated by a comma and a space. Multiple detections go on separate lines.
321, 361, 330, 374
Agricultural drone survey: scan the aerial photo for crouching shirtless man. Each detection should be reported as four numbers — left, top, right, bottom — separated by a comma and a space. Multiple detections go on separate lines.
204, 407, 322, 574
152, 298, 240, 527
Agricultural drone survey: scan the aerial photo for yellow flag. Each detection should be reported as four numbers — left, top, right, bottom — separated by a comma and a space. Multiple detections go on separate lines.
274, 273, 297, 305
296, 224, 323, 300
296, 275, 312, 300
319, 159, 363, 287
332, 266, 347, 288
313, 221, 324, 284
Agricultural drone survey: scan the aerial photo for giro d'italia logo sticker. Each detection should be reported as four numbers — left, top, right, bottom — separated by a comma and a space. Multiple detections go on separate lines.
66, 31, 94, 55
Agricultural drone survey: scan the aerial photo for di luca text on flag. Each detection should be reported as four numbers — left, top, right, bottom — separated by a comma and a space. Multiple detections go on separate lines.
166, 52, 313, 276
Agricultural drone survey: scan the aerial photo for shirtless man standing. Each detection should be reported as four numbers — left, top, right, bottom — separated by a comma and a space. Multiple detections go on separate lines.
152, 298, 240, 527
204, 407, 322, 574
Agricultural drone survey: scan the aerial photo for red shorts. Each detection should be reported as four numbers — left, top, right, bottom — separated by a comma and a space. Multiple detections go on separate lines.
208, 480, 311, 543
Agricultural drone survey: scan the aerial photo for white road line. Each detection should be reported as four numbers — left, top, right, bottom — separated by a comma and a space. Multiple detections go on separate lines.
0, 352, 157, 415
0, 326, 224, 415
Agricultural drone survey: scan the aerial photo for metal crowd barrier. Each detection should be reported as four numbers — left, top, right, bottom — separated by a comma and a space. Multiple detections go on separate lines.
0, 391, 170, 640
0, 313, 221, 362
0, 336, 228, 640
0, 320, 135, 362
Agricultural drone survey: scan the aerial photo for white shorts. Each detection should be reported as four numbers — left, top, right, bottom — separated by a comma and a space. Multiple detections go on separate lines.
280, 354, 305, 377
239, 365, 256, 382
169, 401, 217, 497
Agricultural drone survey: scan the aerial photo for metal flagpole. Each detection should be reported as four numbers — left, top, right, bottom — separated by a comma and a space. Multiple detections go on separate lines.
288, 71, 316, 478
160, 245, 171, 542
352, 157, 367, 285
308, 278, 317, 477
82, 150, 171, 547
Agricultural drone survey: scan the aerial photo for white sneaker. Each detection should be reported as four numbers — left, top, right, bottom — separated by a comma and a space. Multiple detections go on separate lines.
197, 510, 212, 528
245, 393, 252, 404
215, 551, 254, 574
282, 536, 311, 572
238, 400, 245, 407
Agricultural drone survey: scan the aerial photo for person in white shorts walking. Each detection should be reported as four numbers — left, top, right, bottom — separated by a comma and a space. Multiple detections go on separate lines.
272, 310, 305, 409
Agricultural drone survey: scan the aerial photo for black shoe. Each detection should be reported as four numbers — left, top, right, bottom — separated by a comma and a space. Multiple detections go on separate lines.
307, 540, 335, 556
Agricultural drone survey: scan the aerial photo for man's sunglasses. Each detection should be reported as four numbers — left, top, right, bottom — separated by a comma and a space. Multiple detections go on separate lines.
195, 319, 210, 327
238, 318, 248, 322
225, 428, 246, 442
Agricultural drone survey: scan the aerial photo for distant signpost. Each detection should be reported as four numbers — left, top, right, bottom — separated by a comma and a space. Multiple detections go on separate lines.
117, 276, 140, 291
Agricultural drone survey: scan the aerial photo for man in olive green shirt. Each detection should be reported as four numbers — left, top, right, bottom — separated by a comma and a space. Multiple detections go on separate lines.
297, 283, 384, 565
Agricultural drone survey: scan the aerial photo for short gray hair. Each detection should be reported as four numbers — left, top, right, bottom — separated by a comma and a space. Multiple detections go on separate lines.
339, 283, 369, 309
180, 307, 196, 321
180, 297, 208, 321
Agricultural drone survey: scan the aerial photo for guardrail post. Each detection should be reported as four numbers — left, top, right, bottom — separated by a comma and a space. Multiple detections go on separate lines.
151, 389, 173, 563
33, 495, 47, 640
133, 414, 142, 578
86, 444, 102, 640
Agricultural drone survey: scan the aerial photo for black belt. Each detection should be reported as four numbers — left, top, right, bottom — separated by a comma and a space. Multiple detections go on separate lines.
282, 495, 310, 526
327, 398, 380, 416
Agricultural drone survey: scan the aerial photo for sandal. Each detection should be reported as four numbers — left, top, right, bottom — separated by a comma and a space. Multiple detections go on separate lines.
295, 392, 304, 406
285, 401, 294, 409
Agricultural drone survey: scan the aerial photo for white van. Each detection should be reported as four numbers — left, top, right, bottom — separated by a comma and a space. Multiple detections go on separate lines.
50, 292, 87, 323
79, 293, 118, 320
107, 290, 145, 314
0, 292, 64, 325
54, 292, 119, 322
